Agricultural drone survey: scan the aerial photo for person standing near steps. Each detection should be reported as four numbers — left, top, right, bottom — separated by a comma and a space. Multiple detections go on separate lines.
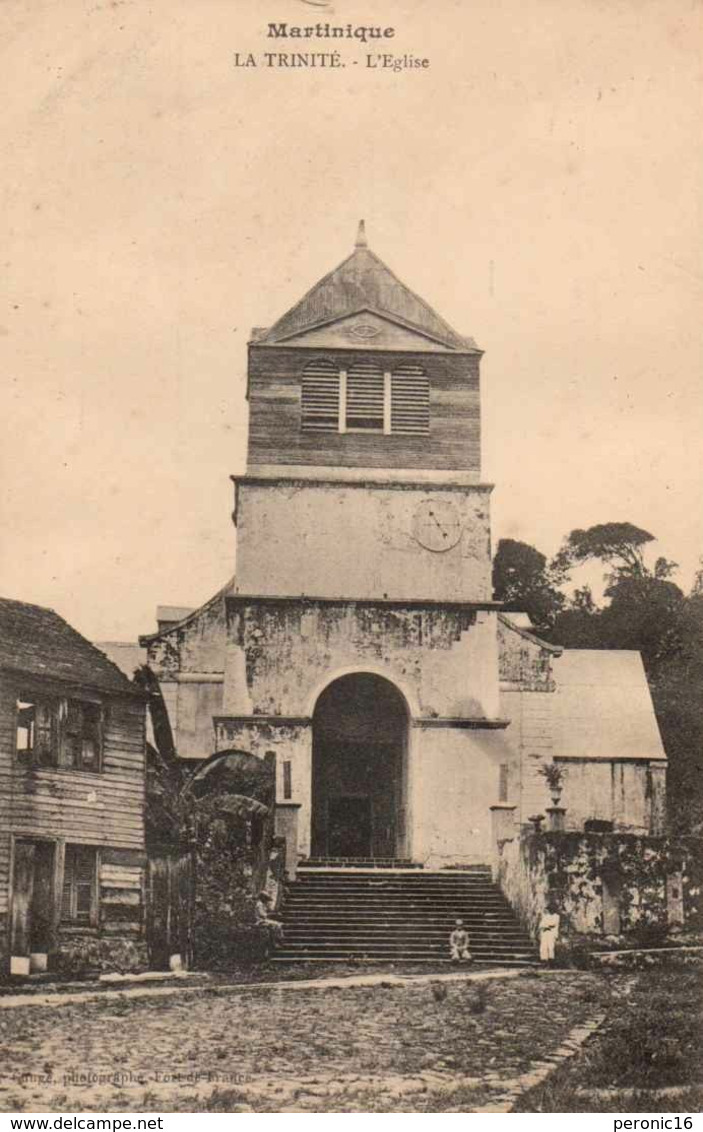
539, 902, 560, 963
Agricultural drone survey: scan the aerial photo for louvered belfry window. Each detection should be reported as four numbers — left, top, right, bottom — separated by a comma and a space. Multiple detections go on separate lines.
346, 361, 385, 431
301, 359, 340, 431
391, 363, 430, 435
300, 358, 430, 435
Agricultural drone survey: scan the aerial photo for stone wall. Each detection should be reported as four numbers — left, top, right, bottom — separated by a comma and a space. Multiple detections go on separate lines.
234, 479, 493, 603
497, 617, 561, 825
411, 726, 515, 865
496, 830, 550, 941
497, 616, 557, 691
224, 600, 500, 721
498, 828, 703, 947
54, 933, 148, 977
215, 718, 312, 856
142, 582, 231, 759
217, 602, 508, 865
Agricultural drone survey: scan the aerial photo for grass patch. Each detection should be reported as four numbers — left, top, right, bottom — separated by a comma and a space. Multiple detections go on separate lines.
514, 967, 703, 1112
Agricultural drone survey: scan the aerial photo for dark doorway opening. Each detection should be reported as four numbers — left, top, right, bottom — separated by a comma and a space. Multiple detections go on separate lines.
311, 673, 408, 859
328, 796, 372, 858
11, 839, 56, 964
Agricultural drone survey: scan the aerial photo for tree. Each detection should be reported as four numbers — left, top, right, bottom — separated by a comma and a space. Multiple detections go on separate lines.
599, 574, 685, 673
648, 590, 703, 833
552, 521, 659, 580
492, 538, 566, 630
550, 585, 605, 650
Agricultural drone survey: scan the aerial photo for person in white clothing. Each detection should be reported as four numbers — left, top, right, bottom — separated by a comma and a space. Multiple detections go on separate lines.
539, 903, 560, 963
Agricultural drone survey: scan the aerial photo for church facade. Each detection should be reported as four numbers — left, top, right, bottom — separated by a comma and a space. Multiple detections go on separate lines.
141, 224, 667, 874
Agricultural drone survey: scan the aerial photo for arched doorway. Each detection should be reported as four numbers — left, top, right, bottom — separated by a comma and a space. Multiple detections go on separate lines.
311, 673, 409, 860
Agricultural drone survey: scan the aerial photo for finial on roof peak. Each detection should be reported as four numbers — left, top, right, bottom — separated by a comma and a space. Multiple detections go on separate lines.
355, 219, 368, 249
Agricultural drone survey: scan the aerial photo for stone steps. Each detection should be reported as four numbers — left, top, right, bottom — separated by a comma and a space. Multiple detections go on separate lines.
273, 950, 538, 963
276, 866, 536, 965
300, 858, 422, 869
285, 900, 509, 909
288, 882, 500, 891
272, 956, 536, 966
281, 942, 535, 956
285, 918, 524, 928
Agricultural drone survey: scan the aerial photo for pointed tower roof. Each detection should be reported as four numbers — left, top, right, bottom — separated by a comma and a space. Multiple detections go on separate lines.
255, 223, 478, 351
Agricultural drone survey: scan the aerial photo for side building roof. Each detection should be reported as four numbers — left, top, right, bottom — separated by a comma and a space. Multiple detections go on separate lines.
553, 649, 666, 762
0, 597, 141, 697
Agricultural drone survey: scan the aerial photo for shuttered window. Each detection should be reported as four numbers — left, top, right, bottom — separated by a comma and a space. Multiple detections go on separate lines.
391, 364, 430, 434
62, 845, 98, 924
16, 696, 103, 770
16, 698, 55, 766
301, 359, 340, 431
59, 700, 102, 771
346, 362, 385, 431
300, 359, 430, 435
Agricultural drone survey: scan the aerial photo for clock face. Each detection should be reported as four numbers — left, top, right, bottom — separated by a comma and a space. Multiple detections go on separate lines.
412, 499, 463, 552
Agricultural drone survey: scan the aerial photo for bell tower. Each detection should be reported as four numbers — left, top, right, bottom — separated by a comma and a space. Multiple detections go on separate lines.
234, 222, 492, 604
219, 225, 506, 867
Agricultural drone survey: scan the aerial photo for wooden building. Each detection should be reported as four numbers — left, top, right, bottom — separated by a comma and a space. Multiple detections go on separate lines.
0, 598, 147, 976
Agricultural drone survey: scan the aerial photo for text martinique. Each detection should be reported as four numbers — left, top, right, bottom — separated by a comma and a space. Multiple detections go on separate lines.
234, 54, 429, 71
267, 23, 395, 43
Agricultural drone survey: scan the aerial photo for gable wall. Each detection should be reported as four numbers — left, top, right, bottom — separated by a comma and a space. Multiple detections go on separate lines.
275, 310, 458, 352
247, 346, 481, 474
144, 593, 228, 760
497, 619, 667, 836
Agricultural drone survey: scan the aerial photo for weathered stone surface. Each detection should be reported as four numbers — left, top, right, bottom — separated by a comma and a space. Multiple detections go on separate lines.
498, 827, 703, 945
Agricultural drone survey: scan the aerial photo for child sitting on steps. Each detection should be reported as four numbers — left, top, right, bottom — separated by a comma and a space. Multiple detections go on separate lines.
449, 918, 473, 962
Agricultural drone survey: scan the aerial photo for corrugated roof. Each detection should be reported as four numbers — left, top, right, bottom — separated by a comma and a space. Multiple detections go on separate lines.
0, 597, 140, 696
258, 241, 477, 351
554, 649, 666, 762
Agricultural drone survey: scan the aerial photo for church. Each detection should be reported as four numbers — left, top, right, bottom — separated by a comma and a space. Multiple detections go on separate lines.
141, 222, 669, 891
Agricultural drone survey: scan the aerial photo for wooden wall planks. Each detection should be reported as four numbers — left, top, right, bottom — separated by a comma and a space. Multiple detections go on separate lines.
0, 676, 146, 879
247, 347, 482, 473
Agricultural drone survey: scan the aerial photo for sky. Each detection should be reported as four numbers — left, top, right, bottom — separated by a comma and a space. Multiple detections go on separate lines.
1, 0, 701, 642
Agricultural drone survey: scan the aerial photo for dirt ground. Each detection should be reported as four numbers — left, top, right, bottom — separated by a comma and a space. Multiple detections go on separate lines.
0, 969, 608, 1113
